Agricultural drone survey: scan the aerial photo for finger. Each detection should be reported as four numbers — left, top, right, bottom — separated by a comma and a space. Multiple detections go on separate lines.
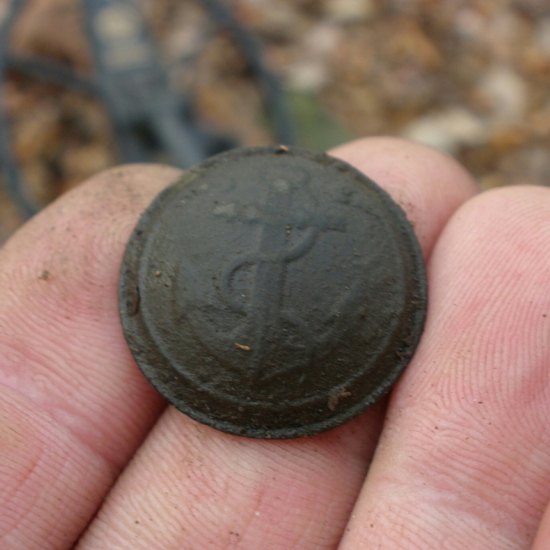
78, 138, 477, 550
330, 137, 477, 258
0, 165, 181, 549
340, 185, 550, 548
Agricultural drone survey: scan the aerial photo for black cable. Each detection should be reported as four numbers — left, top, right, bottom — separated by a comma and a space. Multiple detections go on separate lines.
81, 0, 209, 167
0, 0, 39, 217
0, 0, 294, 218
150, 106, 206, 167
6, 53, 97, 94
197, 0, 295, 145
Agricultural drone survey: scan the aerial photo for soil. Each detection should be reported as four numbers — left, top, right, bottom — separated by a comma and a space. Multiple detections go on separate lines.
1, 0, 549, 240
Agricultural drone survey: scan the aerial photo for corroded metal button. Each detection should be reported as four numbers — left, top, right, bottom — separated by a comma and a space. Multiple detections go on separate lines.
119, 146, 427, 438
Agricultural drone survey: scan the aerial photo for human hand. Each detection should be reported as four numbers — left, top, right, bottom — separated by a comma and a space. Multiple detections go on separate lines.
1, 138, 549, 549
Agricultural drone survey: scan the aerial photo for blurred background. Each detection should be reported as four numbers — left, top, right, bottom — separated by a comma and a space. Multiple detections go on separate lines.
1, 0, 549, 240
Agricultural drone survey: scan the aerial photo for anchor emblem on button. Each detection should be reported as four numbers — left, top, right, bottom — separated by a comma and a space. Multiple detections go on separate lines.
179, 166, 365, 382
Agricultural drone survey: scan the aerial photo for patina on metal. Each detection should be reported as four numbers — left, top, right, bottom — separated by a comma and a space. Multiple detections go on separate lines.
119, 146, 427, 438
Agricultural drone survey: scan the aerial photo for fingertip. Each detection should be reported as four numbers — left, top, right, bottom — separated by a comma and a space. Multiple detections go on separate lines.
330, 136, 477, 195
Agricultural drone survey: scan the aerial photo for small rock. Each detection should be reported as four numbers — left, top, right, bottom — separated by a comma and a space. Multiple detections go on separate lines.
402, 107, 487, 154
283, 23, 341, 92
0, 3, 9, 25
475, 65, 527, 124
303, 23, 342, 56
499, 146, 550, 187
251, 1, 304, 40
284, 59, 329, 92
455, 7, 485, 41
323, 0, 375, 24
535, 17, 550, 56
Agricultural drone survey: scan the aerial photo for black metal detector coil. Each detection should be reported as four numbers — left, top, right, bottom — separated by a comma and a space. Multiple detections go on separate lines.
0, 0, 295, 218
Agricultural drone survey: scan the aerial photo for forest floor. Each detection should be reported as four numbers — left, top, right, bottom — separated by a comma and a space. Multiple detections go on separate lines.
2, 0, 549, 239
